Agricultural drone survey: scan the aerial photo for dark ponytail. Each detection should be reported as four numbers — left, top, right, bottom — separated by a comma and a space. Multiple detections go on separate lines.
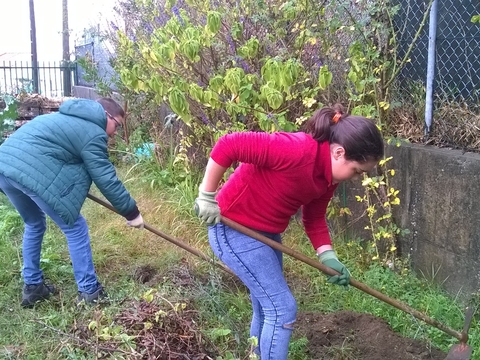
304, 104, 384, 162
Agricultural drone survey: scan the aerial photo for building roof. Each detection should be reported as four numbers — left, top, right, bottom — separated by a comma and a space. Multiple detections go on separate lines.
0, 52, 31, 62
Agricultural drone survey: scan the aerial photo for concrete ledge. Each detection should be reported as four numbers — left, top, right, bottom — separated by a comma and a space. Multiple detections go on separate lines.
340, 143, 480, 298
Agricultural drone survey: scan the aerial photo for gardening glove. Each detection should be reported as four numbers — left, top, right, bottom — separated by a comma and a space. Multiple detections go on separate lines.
194, 189, 221, 225
318, 250, 350, 287
127, 214, 144, 230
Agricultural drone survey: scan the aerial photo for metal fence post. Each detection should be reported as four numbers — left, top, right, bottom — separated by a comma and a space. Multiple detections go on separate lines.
424, 0, 438, 136
62, 61, 72, 97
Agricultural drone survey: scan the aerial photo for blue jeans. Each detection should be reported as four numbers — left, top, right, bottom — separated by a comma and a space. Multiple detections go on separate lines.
0, 174, 99, 293
209, 223, 297, 360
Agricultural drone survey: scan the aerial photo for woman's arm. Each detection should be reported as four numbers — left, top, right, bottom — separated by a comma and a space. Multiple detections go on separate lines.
200, 158, 228, 192
195, 158, 228, 225
302, 188, 336, 251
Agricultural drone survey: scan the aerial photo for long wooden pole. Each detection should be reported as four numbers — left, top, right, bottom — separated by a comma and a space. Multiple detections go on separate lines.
85, 192, 464, 341
62, 0, 72, 96
29, 0, 39, 93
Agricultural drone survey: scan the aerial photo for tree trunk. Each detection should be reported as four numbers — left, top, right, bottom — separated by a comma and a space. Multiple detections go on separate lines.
29, 0, 39, 93
62, 0, 72, 96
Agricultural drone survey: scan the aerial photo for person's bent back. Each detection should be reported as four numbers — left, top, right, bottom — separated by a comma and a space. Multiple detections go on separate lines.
0, 97, 144, 307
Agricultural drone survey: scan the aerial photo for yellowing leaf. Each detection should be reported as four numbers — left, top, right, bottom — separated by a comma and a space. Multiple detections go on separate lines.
302, 97, 317, 108
150, 51, 158, 62
379, 101, 390, 110
362, 177, 373, 186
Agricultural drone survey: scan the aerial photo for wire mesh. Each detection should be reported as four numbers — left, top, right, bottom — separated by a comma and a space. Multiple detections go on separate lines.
75, 39, 119, 91
394, 0, 480, 101
74, 42, 95, 87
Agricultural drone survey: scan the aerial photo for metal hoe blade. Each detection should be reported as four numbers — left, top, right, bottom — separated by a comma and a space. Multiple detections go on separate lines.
445, 344, 472, 360
445, 306, 475, 360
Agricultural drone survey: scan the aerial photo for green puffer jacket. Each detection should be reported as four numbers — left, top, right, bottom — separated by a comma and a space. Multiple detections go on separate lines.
0, 98, 138, 226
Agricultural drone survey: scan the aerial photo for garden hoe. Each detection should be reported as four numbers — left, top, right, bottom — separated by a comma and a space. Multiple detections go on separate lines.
85, 193, 474, 358
219, 217, 476, 360
445, 306, 475, 360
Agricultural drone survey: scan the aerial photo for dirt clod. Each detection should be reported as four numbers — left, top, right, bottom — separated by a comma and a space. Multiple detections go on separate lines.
132, 264, 157, 284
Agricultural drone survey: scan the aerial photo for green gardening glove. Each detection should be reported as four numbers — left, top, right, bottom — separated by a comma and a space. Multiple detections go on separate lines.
194, 189, 221, 226
318, 250, 351, 287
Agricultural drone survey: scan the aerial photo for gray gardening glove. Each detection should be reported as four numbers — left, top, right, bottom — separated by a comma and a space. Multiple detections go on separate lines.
194, 189, 221, 225
318, 250, 350, 287
127, 214, 144, 229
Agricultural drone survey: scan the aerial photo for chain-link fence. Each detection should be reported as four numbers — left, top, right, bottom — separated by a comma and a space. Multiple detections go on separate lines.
75, 39, 119, 91
74, 42, 95, 87
394, 0, 480, 101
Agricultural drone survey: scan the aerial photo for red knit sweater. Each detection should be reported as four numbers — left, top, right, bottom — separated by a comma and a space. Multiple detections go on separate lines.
211, 131, 338, 249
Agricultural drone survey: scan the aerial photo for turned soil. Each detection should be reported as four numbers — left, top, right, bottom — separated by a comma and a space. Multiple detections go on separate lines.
124, 264, 448, 359
295, 310, 447, 360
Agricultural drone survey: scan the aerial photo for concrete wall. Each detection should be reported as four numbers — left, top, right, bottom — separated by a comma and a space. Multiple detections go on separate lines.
340, 143, 480, 299
72, 86, 101, 100
72, 86, 124, 103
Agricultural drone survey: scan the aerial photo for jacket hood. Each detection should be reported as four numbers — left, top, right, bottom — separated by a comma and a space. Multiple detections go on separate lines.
59, 99, 107, 129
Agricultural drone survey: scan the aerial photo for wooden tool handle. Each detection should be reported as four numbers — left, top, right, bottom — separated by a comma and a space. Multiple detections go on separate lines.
86, 193, 234, 276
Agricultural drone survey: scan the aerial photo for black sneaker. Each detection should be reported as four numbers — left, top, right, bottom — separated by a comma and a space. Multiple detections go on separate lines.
21, 282, 56, 308
76, 284, 108, 306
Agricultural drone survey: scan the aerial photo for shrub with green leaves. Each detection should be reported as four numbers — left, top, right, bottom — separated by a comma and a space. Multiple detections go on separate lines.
104, 0, 433, 264
108, 0, 428, 139
110, 0, 338, 142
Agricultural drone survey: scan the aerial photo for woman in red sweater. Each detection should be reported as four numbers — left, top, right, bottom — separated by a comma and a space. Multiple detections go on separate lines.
195, 104, 384, 359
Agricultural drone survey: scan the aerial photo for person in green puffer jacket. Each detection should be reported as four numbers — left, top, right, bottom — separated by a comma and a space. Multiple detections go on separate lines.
0, 97, 144, 307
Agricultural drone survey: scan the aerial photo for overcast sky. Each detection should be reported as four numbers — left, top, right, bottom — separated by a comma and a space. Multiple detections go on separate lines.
0, 0, 116, 61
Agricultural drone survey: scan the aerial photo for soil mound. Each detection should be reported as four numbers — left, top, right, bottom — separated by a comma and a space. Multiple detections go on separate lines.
295, 310, 447, 360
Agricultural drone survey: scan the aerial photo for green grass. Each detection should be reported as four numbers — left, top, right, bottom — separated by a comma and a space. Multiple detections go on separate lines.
0, 167, 478, 359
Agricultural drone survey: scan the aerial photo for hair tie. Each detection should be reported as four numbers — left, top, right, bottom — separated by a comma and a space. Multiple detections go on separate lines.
332, 112, 342, 123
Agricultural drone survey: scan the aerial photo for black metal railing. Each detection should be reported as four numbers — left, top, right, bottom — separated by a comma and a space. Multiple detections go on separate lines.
0, 61, 77, 97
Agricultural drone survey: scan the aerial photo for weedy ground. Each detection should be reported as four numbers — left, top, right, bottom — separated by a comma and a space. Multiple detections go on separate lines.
0, 167, 478, 359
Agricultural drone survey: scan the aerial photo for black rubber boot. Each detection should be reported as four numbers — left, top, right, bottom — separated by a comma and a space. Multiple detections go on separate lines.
76, 284, 108, 306
21, 282, 56, 308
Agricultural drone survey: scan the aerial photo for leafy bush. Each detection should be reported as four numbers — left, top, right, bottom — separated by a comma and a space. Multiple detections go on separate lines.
110, 0, 342, 144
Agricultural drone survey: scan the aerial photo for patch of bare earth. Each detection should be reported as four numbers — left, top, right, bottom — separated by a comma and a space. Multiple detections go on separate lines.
295, 310, 447, 360
83, 265, 447, 359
